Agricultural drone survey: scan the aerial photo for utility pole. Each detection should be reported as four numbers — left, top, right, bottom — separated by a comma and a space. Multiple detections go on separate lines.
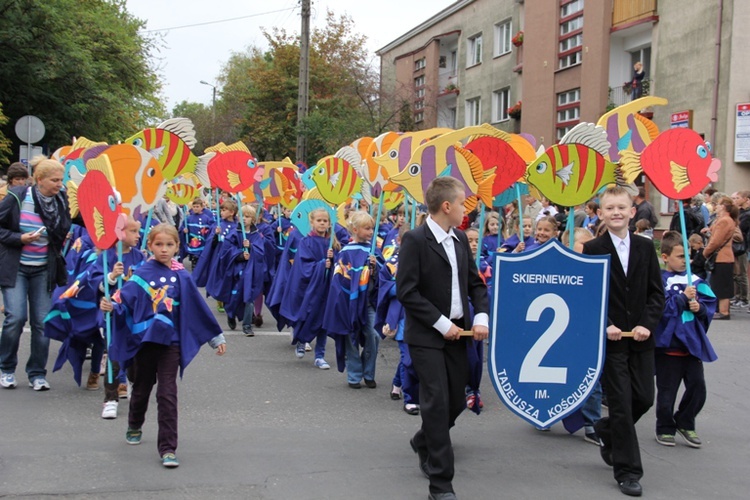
200, 80, 217, 145
296, 0, 311, 164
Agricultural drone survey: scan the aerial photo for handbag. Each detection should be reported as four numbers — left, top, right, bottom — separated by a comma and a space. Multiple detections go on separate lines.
705, 235, 732, 272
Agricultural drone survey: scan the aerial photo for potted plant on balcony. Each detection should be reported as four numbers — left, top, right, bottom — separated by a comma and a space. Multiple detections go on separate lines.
444, 83, 458, 93
512, 31, 524, 47
508, 101, 522, 120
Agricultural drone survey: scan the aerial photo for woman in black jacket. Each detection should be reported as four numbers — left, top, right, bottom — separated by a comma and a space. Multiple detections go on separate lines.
0, 156, 72, 391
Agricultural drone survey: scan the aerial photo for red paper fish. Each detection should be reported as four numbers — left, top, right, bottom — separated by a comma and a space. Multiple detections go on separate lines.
66, 164, 125, 250
464, 133, 527, 198
620, 128, 721, 199
205, 142, 261, 193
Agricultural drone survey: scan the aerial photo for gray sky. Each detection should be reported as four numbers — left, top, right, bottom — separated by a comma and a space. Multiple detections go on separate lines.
125, 0, 456, 111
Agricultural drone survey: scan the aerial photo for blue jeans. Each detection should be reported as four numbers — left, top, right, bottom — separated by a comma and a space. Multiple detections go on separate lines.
0, 265, 52, 381
582, 380, 603, 434
297, 330, 327, 359
344, 306, 380, 384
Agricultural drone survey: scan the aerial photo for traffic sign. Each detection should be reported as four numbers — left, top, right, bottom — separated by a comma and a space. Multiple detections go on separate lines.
15, 115, 45, 144
488, 239, 610, 428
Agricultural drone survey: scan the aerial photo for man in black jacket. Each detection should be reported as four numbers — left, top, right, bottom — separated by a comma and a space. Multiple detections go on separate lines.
397, 177, 489, 500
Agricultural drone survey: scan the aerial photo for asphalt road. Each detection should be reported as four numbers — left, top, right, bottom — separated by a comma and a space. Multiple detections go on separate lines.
1, 296, 749, 499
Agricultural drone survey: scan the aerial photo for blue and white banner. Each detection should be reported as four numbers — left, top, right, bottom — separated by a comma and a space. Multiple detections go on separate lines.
488, 239, 610, 428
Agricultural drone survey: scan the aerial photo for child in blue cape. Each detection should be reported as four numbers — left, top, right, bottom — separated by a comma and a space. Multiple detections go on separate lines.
481, 211, 504, 257
512, 216, 557, 253
100, 223, 225, 468
324, 211, 381, 388
465, 227, 493, 414
192, 199, 238, 299
380, 205, 405, 259
252, 205, 278, 328
281, 208, 338, 368
654, 231, 717, 449
500, 216, 535, 253
265, 226, 302, 330
376, 225, 421, 414
210, 205, 266, 336
181, 197, 214, 268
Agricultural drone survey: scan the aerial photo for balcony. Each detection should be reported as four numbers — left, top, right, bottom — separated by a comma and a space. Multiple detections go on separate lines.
612, 0, 657, 29
609, 79, 652, 108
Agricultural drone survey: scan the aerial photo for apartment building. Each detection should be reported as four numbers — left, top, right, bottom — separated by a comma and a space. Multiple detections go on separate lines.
376, 0, 750, 211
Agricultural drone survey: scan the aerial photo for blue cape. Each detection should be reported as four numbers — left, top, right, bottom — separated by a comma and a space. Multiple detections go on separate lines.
265, 228, 302, 330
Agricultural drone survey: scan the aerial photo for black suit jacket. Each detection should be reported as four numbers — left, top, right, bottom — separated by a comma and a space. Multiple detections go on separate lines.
583, 231, 665, 353
396, 222, 489, 348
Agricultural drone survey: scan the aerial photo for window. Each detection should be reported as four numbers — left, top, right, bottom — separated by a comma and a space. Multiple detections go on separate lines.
416, 87, 425, 99
467, 34, 482, 66
414, 100, 424, 111
465, 97, 481, 126
450, 50, 457, 73
559, 33, 582, 53
492, 88, 510, 122
559, 50, 582, 69
494, 20, 512, 57
560, 0, 584, 18
414, 58, 426, 71
415, 112, 424, 123
556, 88, 580, 140
560, 15, 583, 35
414, 76, 425, 88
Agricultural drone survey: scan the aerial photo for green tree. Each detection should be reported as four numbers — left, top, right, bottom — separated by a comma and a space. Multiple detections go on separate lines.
0, 0, 165, 152
0, 103, 11, 168
219, 11, 383, 165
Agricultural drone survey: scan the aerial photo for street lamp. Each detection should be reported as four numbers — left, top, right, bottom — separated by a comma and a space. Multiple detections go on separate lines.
200, 80, 216, 145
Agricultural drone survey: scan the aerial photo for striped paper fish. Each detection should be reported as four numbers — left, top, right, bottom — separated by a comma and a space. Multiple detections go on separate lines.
308, 156, 364, 205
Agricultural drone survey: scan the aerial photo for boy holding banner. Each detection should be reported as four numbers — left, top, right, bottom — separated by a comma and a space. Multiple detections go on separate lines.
397, 177, 489, 500
582, 186, 665, 497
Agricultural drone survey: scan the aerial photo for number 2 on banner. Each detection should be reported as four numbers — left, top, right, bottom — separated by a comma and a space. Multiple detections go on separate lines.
519, 293, 569, 384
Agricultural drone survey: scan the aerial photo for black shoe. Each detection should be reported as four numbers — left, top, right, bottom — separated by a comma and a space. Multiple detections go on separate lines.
618, 479, 642, 497
243, 326, 255, 337
404, 404, 420, 415
364, 379, 377, 389
253, 314, 263, 327
348, 382, 362, 389
599, 438, 613, 466
227, 317, 237, 330
409, 438, 429, 479
428, 492, 457, 500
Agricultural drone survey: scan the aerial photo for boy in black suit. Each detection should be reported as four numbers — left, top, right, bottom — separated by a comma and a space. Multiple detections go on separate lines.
396, 177, 489, 500
582, 186, 665, 497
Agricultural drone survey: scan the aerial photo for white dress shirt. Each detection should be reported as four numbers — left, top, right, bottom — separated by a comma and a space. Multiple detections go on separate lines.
426, 216, 489, 337
609, 231, 631, 276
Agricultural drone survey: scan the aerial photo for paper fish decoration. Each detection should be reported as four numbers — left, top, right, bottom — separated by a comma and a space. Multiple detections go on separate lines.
205, 141, 261, 193
372, 190, 405, 211
66, 162, 126, 250
464, 131, 527, 199
124, 118, 209, 186
166, 173, 202, 205
388, 125, 499, 211
307, 155, 365, 205
597, 96, 667, 163
620, 128, 720, 199
353, 132, 403, 197
290, 199, 336, 236
525, 123, 623, 207
255, 160, 301, 209
85, 144, 167, 217
373, 128, 452, 191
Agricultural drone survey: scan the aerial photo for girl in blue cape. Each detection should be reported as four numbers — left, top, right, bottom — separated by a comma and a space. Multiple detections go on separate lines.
500, 216, 536, 253
280, 207, 338, 368
481, 211, 504, 257
509, 216, 557, 254
180, 198, 215, 267
192, 199, 238, 297
210, 205, 266, 336
324, 211, 381, 388
375, 225, 421, 415
100, 224, 225, 468
44, 217, 145, 395
265, 226, 302, 330
252, 206, 278, 328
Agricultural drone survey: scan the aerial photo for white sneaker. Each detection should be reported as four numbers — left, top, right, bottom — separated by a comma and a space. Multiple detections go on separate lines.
314, 358, 330, 370
102, 400, 118, 419
29, 378, 50, 391
1, 372, 17, 388
304, 343, 312, 352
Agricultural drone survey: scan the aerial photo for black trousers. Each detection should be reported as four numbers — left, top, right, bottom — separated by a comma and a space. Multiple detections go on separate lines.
594, 349, 654, 482
409, 340, 468, 495
655, 352, 706, 435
